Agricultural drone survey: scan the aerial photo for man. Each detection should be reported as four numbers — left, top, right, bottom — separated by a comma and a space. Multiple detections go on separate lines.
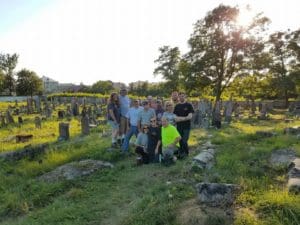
121, 99, 143, 153
137, 100, 156, 132
161, 117, 181, 164
174, 92, 194, 156
171, 91, 179, 106
119, 88, 131, 145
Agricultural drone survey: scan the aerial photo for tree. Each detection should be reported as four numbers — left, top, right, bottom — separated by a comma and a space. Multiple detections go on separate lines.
267, 31, 298, 105
16, 69, 43, 96
153, 46, 181, 92
0, 69, 5, 93
90, 80, 114, 94
0, 53, 19, 95
187, 5, 269, 103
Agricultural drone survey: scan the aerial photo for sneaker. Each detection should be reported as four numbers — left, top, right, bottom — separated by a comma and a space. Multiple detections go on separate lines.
111, 142, 118, 148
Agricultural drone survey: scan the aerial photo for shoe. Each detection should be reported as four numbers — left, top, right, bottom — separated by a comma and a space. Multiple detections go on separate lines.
111, 142, 118, 148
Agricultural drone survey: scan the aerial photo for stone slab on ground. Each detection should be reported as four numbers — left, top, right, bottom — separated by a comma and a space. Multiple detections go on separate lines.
269, 149, 296, 168
288, 158, 300, 194
0, 144, 48, 161
196, 182, 240, 207
38, 159, 113, 182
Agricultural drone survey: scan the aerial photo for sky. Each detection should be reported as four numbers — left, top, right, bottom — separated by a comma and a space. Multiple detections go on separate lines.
0, 0, 299, 85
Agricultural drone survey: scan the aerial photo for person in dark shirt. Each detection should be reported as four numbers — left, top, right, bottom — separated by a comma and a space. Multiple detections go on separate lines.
147, 117, 162, 163
174, 92, 194, 156
107, 92, 121, 148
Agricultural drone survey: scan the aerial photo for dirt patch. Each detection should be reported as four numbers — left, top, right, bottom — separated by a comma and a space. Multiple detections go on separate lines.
177, 199, 233, 225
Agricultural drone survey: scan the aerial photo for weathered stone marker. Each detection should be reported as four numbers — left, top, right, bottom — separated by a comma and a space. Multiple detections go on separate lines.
58, 122, 70, 141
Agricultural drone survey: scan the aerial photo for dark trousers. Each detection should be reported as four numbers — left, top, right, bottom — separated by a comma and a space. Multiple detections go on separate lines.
176, 127, 190, 155
135, 146, 149, 164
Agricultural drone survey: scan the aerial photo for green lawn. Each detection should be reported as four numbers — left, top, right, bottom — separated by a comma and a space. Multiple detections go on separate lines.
0, 111, 300, 225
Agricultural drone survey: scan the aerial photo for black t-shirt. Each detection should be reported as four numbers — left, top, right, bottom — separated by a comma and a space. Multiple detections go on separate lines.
174, 102, 194, 129
148, 126, 161, 152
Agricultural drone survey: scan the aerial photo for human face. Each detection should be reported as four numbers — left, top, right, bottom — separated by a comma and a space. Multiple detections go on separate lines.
161, 118, 168, 127
179, 93, 186, 103
143, 126, 149, 132
150, 118, 157, 126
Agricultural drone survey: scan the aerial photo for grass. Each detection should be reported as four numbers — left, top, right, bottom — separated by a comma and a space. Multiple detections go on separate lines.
0, 108, 300, 225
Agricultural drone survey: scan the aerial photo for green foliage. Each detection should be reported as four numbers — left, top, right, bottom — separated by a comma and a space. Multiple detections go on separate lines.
16, 69, 43, 96
90, 80, 115, 94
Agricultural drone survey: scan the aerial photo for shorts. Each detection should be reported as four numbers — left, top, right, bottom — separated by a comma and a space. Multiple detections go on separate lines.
119, 116, 128, 134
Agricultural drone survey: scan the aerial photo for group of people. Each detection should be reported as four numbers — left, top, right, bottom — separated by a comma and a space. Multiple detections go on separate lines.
107, 89, 194, 165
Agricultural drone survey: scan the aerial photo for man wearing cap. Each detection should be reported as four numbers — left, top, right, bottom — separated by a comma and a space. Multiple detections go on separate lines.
119, 88, 131, 145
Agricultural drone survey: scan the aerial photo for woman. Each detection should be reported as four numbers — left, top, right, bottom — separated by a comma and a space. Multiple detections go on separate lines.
162, 101, 177, 126
135, 125, 149, 164
107, 92, 120, 148
147, 117, 161, 163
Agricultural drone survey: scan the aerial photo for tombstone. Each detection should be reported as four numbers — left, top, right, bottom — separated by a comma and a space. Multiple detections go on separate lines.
224, 100, 233, 123
72, 102, 79, 116
258, 102, 267, 120
14, 100, 18, 107
234, 103, 241, 118
81, 114, 90, 135
26, 97, 34, 114
250, 99, 256, 115
58, 110, 65, 119
58, 122, 70, 141
87, 106, 92, 118
35, 96, 41, 113
34, 116, 42, 129
0, 114, 6, 127
66, 105, 72, 118
45, 104, 52, 118
5, 110, 14, 124
18, 116, 23, 126
16, 134, 33, 143
198, 100, 207, 128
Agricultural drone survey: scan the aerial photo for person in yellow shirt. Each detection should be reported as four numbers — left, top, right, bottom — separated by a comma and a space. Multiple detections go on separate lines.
161, 117, 181, 164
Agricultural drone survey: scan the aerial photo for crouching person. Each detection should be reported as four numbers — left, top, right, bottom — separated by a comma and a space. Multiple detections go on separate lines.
135, 125, 149, 165
161, 117, 181, 165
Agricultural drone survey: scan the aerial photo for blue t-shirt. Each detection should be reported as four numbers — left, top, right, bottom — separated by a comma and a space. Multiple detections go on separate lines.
119, 95, 131, 117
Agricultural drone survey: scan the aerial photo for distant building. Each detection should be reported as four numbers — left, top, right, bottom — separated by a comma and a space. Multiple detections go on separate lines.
42, 76, 59, 93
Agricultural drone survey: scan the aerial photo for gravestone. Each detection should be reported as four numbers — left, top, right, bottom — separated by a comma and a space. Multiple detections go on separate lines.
58, 122, 70, 140
258, 102, 267, 120
26, 97, 34, 114
81, 114, 90, 135
224, 100, 233, 123
16, 134, 33, 143
66, 105, 72, 118
5, 110, 14, 124
35, 96, 41, 113
18, 116, 23, 126
0, 114, 6, 127
250, 99, 256, 116
34, 116, 42, 129
45, 104, 52, 118
58, 110, 65, 119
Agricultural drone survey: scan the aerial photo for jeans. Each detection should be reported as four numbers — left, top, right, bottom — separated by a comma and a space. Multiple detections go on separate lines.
177, 127, 190, 155
121, 125, 139, 152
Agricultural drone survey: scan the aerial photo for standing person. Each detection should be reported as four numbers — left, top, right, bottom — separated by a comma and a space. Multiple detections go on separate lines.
107, 93, 121, 148
119, 88, 131, 145
148, 117, 161, 163
155, 99, 164, 126
162, 101, 177, 126
137, 101, 156, 132
121, 99, 143, 153
174, 92, 194, 156
171, 91, 179, 106
161, 117, 181, 164
135, 125, 149, 164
